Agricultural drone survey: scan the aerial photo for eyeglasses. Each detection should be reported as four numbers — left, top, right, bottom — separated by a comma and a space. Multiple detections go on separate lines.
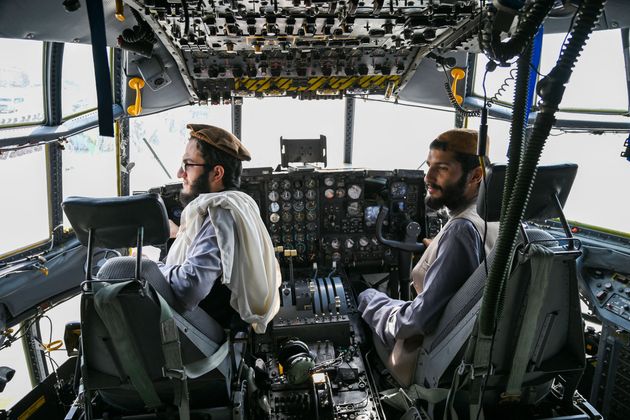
180, 161, 207, 172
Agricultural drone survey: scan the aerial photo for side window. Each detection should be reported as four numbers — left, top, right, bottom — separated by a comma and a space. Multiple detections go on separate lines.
0, 145, 50, 257
0, 335, 32, 409
0, 38, 44, 126
62, 43, 102, 118
129, 105, 231, 192
62, 128, 118, 227
38, 295, 81, 372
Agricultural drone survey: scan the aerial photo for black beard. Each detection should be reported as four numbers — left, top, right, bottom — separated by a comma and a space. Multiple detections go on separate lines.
425, 172, 470, 212
179, 171, 211, 207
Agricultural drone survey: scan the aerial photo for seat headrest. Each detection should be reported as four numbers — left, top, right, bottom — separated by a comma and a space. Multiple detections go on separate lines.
62, 194, 170, 248
478, 163, 578, 222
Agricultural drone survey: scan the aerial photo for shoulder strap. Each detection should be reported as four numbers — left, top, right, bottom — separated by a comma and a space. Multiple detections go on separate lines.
94, 281, 162, 409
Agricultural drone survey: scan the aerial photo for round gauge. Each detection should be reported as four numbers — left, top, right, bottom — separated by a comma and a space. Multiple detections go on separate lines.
293, 190, 304, 200
348, 184, 362, 200
269, 202, 280, 213
296, 243, 306, 254
324, 189, 335, 199
282, 234, 293, 244
336, 188, 346, 198
268, 190, 279, 202
331, 252, 341, 262
359, 237, 369, 247
295, 233, 305, 243
307, 232, 317, 242
324, 176, 335, 187
281, 211, 292, 223
271, 234, 281, 245
281, 190, 292, 201
282, 202, 293, 211
269, 180, 279, 190
371, 237, 380, 247
293, 180, 303, 189
281, 179, 291, 190
347, 202, 362, 217
306, 222, 317, 232
330, 238, 341, 250
282, 224, 292, 233
307, 211, 317, 222
293, 201, 305, 212
295, 212, 305, 222
305, 178, 316, 188
305, 189, 317, 201
306, 201, 317, 211
345, 238, 355, 249
390, 181, 408, 199
270, 224, 279, 233
269, 213, 280, 223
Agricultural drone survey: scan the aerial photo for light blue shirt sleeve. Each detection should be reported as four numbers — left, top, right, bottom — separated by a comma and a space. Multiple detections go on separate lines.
157, 216, 224, 311
358, 219, 483, 348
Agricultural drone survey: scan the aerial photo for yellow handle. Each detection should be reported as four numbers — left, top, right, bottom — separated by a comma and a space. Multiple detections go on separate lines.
43, 340, 63, 352
127, 77, 145, 116
115, 0, 125, 22
450, 68, 466, 106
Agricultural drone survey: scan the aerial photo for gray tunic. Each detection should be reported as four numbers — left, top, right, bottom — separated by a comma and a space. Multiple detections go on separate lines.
157, 216, 229, 311
358, 217, 487, 349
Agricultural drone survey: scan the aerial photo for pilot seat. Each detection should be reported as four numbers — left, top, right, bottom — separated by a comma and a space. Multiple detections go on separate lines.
382, 164, 588, 419
63, 194, 237, 420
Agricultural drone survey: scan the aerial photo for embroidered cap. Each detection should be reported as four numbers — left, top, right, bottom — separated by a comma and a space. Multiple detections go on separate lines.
435, 128, 489, 156
187, 123, 252, 161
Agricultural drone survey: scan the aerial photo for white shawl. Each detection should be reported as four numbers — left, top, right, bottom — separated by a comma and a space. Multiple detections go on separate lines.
166, 191, 281, 334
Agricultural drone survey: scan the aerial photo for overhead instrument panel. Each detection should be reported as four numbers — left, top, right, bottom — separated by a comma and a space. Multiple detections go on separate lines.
132, 0, 480, 101
241, 168, 426, 267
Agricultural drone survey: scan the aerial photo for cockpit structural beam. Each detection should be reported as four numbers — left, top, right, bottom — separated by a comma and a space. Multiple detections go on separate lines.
344, 97, 355, 165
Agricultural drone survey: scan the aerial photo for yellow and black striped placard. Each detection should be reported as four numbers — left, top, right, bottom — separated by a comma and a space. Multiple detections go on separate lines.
234, 75, 400, 93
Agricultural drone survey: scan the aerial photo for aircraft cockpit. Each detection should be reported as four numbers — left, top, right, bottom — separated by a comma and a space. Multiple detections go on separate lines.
2, 0, 630, 419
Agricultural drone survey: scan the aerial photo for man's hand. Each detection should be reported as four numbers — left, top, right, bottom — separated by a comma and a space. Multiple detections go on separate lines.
130, 246, 162, 261
169, 220, 179, 238
422, 238, 433, 248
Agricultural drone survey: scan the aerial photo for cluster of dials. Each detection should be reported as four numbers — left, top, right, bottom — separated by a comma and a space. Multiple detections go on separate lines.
267, 176, 320, 262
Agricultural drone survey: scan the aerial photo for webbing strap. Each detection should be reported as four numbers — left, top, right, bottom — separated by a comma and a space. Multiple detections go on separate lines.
85, 0, 114, 137
504, 244, 554, 397
94, 281, 162, 409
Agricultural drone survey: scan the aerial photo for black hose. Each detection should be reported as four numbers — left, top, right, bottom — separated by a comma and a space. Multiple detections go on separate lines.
480, 0, 555, 65
478, 0, 606, 335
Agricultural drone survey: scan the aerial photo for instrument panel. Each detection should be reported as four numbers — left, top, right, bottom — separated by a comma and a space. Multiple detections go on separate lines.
241, 168, 426, 267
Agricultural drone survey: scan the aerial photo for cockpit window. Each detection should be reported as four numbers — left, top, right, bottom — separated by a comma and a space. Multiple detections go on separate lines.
62, 127, 118, 227
539, 29, 628, 112
0, 145, 50, 257
0, 38, 44, 127
468, 116, 630, 234
473, 29, 628, 113
61, 43, 101, 118
353, 100, 455, 169
129, 105, 231, 192
241, 97, 344, 168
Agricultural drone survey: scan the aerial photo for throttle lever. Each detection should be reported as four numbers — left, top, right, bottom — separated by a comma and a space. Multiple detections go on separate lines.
375, 207, 425, 253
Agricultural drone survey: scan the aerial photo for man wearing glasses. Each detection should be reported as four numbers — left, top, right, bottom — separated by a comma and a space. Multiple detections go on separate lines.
157, 124, 281, 334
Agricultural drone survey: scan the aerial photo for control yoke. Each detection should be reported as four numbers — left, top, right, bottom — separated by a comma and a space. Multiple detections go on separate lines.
375, 206, 425, 253
375, 206, 425, 300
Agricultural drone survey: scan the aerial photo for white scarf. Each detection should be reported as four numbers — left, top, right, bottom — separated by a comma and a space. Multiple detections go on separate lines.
167, 191, 281, 334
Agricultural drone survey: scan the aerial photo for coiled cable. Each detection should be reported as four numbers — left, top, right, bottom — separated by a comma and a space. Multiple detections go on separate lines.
478, 0, 607, 336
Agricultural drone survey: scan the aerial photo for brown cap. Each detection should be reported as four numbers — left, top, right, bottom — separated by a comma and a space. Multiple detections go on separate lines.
435, 128, 489, 156
187, 123, 252, 161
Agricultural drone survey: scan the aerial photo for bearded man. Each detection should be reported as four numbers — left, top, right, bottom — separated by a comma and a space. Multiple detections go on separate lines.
358, 128, 499, 356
